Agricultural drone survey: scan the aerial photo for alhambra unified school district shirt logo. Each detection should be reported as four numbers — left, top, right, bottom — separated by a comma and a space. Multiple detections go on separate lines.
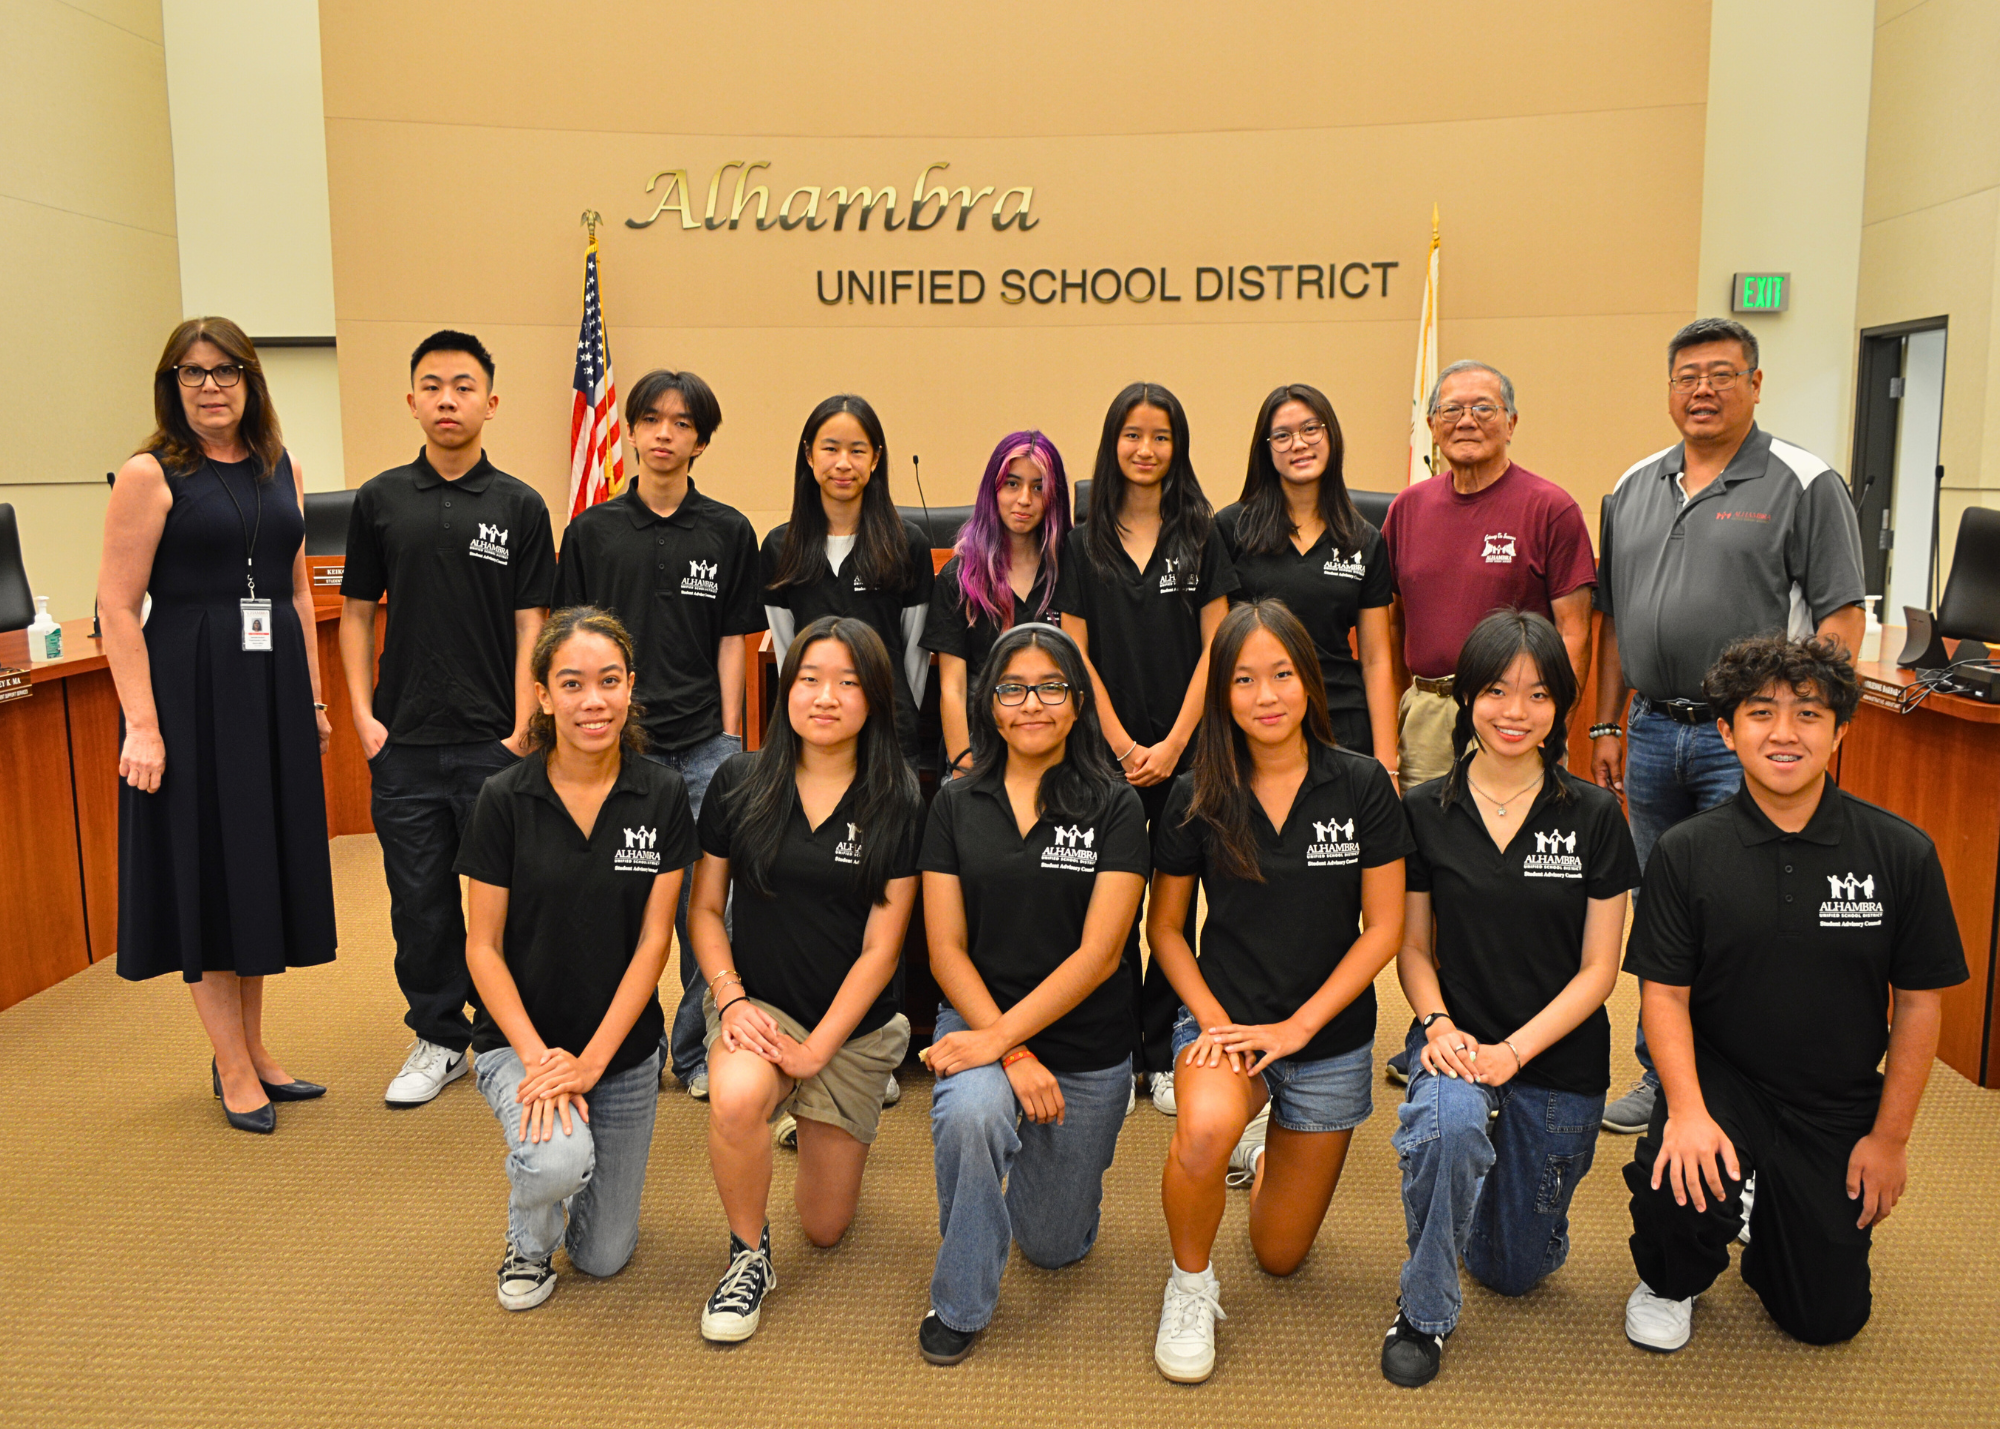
1821, 872, 1884, 928
1157, 558, 1200, 595
615, 826, 660, 872
1481, 533, 1517, 564
1307, 818, 1358, 867
682, 559, 721, 598
835, 823, 864, 865
1523, 829, 1583, 879
1042, 825, 1098, 871
1322, 550, 1368, 581
470, 523, 511, 566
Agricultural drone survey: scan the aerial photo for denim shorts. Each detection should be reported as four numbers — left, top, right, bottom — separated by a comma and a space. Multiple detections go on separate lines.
1171, 1007, 1374, 1133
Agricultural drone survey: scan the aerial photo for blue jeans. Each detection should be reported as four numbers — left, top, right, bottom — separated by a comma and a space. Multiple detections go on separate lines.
475, 1046, 661, 1274
371, 738, 519, 1051
644, 731, 742, 1082
1172, 1008, 1374, 1132
1391, 1028, 1605, 1336
928, 1006, 1132, 1333
1624, 697, 1743, 1082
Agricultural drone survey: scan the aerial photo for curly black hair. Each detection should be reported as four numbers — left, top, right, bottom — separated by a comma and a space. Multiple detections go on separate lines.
1702, 633, 1859, 727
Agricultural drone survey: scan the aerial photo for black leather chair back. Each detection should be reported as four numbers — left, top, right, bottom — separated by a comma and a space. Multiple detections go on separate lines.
1348, 487, 1395, 533
896, 504, 975, 548
1937, 506, 2000, 643
0, 504, 35, 632
1072, 478, 1093, 522
303, 489, 358, 556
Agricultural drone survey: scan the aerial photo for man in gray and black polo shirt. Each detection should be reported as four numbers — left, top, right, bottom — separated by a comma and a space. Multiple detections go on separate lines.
1591, 317, 1865, 1133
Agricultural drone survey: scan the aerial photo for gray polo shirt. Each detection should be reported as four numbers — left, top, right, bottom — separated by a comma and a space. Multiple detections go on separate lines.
1596, 425, 1864, 703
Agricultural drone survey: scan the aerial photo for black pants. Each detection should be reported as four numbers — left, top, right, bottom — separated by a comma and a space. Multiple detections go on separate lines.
1625, 1054, 1874, 1345
1132, 780, 1197, 1076
370, 738, 518, 1051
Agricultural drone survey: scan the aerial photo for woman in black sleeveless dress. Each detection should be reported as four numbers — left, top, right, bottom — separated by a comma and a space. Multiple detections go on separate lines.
100, 318, 338, 1133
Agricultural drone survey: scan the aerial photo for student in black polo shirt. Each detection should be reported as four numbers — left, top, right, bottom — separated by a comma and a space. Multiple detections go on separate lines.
688, 616, 923, 1345
1215, 383, 1396, 763
553, 368, 766, 1099
918, 622, 1149, 1368
1381, 610, 1639, 1389
761, 395, 933, 762
1622, 634, 1965, 1353
455, 607, 698, 1312
1054, 382, 1239, 1109
1148, 600, 1411, 1383
923, 430, 1072, 780
340, 330, 556, 1109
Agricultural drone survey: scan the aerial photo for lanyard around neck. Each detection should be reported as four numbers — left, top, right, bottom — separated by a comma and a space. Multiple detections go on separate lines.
206, 460, 264, 599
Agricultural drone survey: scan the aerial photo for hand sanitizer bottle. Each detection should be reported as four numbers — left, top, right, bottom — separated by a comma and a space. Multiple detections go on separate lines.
27, 595, 62, 661
1858, 595, 1882, 665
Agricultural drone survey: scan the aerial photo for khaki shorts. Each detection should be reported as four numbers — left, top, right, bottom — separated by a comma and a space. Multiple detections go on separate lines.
703, 990, 910, 1144
1397, 684, 1458, 788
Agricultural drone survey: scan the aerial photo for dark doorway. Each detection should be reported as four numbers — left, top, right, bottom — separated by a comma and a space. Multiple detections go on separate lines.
1849, 317, 1948, 608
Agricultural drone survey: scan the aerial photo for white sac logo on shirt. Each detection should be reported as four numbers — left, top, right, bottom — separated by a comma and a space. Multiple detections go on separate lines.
1820, 871, 1884, 928
682, 558, 721, 598
1158, 557, 1199, 595
1042, 825, 1099, 871
1322, 550, 1368, 580
1523, 828, 1583, 878
1481, 533, 1517, 564
470, 523, 511, 566
615, 825, 661, 872
835, 822, 864, 865
1307, 817, 1359, 867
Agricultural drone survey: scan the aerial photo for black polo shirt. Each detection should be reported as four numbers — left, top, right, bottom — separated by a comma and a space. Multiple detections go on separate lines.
1051, 527, 1239, 748
760, 521, 934, 758
553, 481, 766, 752
921, 553, 1057, 719
454, 752, 698, 1077
697, 751, 922, 1036
1152, 743, 1412, 1063
1214, 504, 1393, 739
920, 773, 1149, 1072
1623, 781, 1965, 1128
1405, 769, 1640, 1096
341, 449, 557, 744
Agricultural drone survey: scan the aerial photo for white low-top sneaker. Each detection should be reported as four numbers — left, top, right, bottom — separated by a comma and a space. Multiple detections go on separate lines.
1151, 1071, 1178, 1116
385, 1039, 467, 1107
883, 1073, 902, 1107
687, 1066, 710, 1100
1625, 1281, 1695, 1352
1226, 1105, 1271, 1188
1154, 1267, 1226, 1382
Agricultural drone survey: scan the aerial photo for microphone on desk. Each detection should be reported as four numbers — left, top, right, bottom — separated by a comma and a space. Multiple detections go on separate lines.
911, 454, 935, 547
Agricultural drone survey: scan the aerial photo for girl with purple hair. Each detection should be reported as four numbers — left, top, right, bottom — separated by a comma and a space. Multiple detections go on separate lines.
921, 431, 1072, 780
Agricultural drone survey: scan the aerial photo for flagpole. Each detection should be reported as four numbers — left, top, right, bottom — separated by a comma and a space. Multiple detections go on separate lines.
1406, 204, 1441, 486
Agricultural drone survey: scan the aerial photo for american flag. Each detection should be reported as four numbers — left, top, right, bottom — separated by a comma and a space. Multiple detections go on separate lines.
567, 231, 624, 516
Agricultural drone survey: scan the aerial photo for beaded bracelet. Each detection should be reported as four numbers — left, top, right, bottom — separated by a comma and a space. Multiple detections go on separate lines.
1001, 1047, 1037, 1069
1588, 722, 1623, 740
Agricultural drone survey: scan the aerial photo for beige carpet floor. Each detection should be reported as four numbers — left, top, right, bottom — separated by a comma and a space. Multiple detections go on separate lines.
2, 833, 1996, 1427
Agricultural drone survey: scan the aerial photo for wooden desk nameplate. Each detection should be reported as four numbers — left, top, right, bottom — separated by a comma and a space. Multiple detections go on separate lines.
0, 665, 28, 706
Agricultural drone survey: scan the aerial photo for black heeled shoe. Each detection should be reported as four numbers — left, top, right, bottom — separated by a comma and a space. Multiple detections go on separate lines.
211, 1059, 277, 1134
212, 1058, 325, 1102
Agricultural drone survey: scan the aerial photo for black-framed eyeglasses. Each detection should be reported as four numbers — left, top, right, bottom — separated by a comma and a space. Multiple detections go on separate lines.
993, 680, 1072, 707
1266, 420, 1328, 450
1433, 401, 1504, 424
176, 363, 244, 388
1669, 369, 1751, 393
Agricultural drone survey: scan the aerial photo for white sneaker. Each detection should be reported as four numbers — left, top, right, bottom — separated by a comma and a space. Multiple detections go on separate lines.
1151, 1071, 1178, 1116
773, 1113, 798, 1150
687, 1066, 710, 1100
701, 1233, 776, 1343
1738, 1172, 1756, 1244
884, 1073, 902, 1107
385, 1039, 467, 1106
1154, 1266, 1226, 1382
1127, 1078, 1138, 1116
1226, 1105, 1270, 1188
496, 1242, 556, 1311
1625, 1281, 1695, 1352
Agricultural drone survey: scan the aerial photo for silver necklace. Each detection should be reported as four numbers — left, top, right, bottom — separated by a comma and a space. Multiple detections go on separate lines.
1466, 768, 1543, 816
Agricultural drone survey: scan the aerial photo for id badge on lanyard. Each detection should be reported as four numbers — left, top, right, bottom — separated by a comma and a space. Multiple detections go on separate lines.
240, 598, 273, 651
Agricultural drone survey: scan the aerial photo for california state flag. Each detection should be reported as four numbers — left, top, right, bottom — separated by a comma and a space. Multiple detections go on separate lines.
1406, 206, 1440, 486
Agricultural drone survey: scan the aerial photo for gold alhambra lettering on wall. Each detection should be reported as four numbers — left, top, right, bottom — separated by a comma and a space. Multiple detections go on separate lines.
626, 162, 1036, 233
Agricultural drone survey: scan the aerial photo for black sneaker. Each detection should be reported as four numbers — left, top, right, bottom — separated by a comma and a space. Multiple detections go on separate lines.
496, 1242, 556, 1311
1381, 1311, 1444, 1387
1386, 1047, 1412, 1086
701, 1227, 776, 1343
918, 1311, 979, 1365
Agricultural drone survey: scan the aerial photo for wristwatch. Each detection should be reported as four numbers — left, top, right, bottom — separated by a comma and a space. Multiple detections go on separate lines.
1419, 1011, 1454, 1031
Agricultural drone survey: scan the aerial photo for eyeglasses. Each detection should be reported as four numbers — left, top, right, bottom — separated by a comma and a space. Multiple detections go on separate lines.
994, 680, 1072, 707
1266, 421, 1328, 450
1669, 369, 1752, 393
1433, 402, 1504, 424
176, 363, 244, 388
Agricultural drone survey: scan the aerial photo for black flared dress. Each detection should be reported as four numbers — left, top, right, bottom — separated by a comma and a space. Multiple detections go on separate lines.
117, 454, 338, 982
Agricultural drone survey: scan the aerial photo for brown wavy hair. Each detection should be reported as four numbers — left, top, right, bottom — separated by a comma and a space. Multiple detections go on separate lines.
525, 606, 648, 756
139, 317, 285, 480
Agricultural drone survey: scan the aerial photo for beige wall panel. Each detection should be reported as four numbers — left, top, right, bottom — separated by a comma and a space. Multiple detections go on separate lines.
1863, 0, 2000, 225
56, 0, 163, 42
3, 485, 113, 624
260, 347, 349, 493
319, 1, 1706, 139
0, 1, 176, 232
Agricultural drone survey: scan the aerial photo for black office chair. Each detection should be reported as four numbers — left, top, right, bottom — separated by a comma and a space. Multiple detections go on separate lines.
896, 504, 975, 548
1072, 478, 1093, 521
1348, 487, 1395, 532
0, 504, 35, 632
1936, 507, 2000, 646
303, 489, 358, 557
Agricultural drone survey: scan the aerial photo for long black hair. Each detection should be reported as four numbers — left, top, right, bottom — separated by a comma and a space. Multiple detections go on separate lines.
766, 394, 916, 595
965, 623, 1125, 826
1442, 608, 1577, 808
1230, 383, 1363, 557
1083, 382, 1212, 602
724, 615, 920, 902
1186, 601, 1336, 882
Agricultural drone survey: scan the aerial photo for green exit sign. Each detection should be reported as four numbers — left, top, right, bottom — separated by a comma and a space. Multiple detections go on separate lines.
1732, 272, 1790, 313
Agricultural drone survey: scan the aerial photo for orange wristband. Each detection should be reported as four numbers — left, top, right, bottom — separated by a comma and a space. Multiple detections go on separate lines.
1001, 1047, 1037, 1069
